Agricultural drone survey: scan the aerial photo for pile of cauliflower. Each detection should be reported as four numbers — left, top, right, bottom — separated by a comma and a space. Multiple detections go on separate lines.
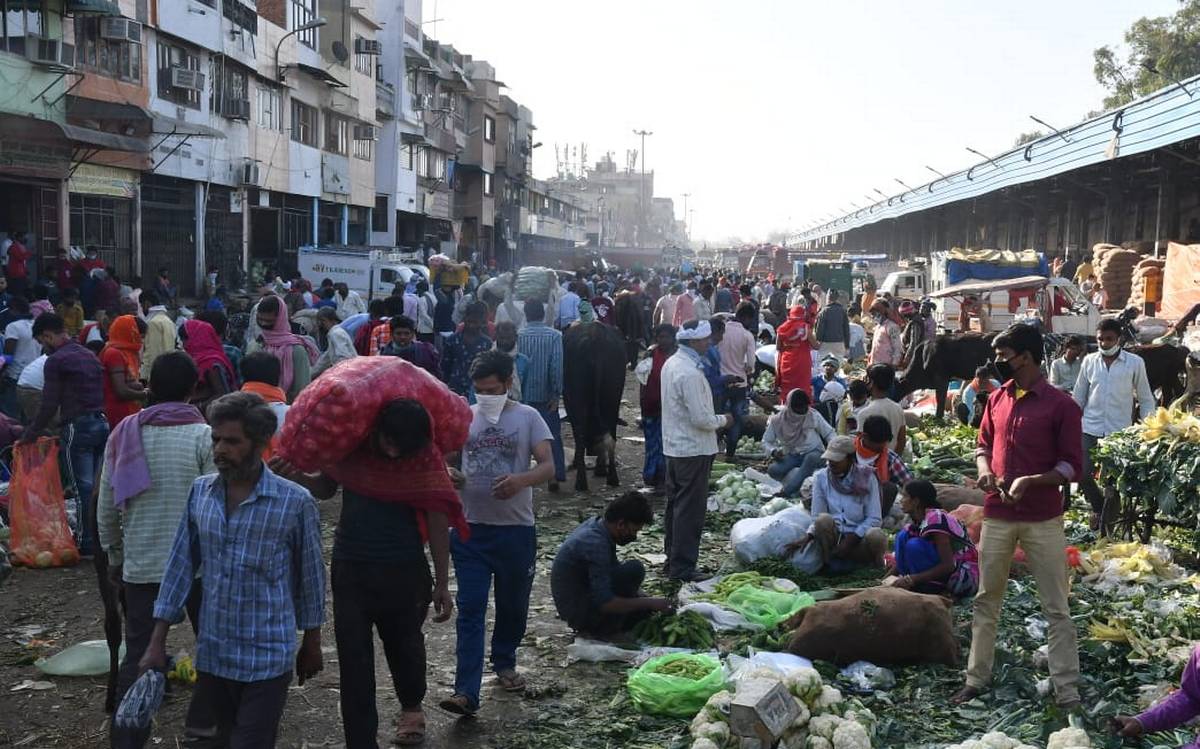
688, 666, 877, 749
944, 726, 1092, 749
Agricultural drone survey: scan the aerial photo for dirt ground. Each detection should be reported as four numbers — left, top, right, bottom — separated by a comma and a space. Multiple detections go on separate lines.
0, 380, 710, 749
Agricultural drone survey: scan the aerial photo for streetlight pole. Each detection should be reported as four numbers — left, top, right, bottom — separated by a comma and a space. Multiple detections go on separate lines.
633, 128, 653, 238
275, 17, 328, 82
682, 192, 690, 240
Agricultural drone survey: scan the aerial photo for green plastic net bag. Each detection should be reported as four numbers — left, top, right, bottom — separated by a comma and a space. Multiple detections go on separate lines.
626, 652, 726, 718
724, 585, 816, 629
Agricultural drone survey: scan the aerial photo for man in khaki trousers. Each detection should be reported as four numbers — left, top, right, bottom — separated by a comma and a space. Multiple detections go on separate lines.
951, 324, 1084, 709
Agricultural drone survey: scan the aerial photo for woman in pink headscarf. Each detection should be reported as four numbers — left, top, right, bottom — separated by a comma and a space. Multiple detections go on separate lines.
246, 295, 320, 402
181, 318, 236, 411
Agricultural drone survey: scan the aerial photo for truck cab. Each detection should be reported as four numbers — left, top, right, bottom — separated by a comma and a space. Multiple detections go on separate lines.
298, 245, 429, 300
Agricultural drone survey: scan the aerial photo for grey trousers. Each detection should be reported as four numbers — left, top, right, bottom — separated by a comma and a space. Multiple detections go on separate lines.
664, 454, 715, 579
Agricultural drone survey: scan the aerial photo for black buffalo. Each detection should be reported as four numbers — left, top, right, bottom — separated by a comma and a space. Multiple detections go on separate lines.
898, 333, 997, 419
563, 322, 627, 491
613, 291, 647, 370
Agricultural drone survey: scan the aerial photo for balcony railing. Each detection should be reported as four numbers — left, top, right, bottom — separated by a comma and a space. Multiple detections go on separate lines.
376, 82, 395, 119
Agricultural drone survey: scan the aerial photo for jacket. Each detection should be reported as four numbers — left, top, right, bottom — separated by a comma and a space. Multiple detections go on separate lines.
814, 302, 850, 346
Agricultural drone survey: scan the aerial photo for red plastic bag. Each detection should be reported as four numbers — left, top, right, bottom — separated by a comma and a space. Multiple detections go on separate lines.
278, 356, 472, 471
9, 438, 79, 568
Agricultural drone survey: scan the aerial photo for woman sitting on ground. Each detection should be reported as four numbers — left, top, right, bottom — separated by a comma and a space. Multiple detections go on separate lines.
886, 480, 978, 598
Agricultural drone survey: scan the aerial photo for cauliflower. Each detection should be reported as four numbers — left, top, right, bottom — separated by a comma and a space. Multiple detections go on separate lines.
691, 739, 720, 749
1046, 727, 1092, 749
811, 685, 844, 712
979, 731, 1019, 749
841, 707, 877, 737
780, 726, 809, 749
831, 720, 871, 749
808, 714, 844, 741
700, 690, 732, 724
787, 667, 825, 703
690, 721, 729, 744
791, 697, 811, 728
806, 738, 833, 749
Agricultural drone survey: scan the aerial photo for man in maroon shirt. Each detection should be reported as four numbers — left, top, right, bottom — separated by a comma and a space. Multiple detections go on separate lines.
953, 324, 1082, 709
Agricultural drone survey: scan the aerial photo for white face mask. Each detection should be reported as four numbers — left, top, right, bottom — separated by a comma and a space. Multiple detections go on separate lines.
1100, 344, 1121, 357
475, 393, 508, 424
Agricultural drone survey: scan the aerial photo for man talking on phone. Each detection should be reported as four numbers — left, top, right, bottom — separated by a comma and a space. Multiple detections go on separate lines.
952, 324, 1083, 711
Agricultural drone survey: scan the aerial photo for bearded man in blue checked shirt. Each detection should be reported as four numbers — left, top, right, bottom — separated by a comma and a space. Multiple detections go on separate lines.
140, 391, 325, 748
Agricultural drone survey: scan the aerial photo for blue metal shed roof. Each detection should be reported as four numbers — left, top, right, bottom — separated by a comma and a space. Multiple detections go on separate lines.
793, 75, 1200, 243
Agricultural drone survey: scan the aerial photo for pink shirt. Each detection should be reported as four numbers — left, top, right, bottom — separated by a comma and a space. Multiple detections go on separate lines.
717, 320, 756, 381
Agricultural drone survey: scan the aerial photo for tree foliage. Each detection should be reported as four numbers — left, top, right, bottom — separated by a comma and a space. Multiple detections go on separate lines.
1013, 130, 1045, 147
1094, 1, 1200, 109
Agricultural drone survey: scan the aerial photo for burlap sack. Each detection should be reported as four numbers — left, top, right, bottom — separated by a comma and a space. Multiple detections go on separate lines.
785, 587, 958, 666
931, 483, 985, 511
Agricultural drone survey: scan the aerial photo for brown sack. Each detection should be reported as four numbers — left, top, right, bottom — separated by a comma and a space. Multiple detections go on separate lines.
785, 587, 958, 666
931, 483, 986, 511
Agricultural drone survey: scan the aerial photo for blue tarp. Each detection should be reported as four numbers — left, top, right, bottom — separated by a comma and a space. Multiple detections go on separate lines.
946, 254, 1048, 285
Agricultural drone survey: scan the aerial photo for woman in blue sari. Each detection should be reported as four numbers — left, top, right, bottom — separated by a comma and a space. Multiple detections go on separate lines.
887, 480, 978, 598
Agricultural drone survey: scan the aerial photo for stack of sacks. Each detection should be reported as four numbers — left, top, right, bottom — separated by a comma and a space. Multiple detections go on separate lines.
1093, 243, 1141, 309
1128, 257, 1166, 310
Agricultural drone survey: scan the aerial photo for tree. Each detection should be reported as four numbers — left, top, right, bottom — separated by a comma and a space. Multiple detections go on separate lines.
1013, 130, 1045, 147
1094, 1, 1200, 110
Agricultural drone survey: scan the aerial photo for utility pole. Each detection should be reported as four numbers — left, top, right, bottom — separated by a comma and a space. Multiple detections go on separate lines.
633, 128, 653, 238
682, 192, 691, 234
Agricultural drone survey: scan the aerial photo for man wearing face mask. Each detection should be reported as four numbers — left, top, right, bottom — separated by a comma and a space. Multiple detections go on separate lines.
550, 491, 673, 639
765, 389, 834, 498
439, 350, 554, 716
1072, 318, 1155, 531
953, 324, 1082, 711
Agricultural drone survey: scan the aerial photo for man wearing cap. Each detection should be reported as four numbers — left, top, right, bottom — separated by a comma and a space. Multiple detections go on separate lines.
814, 289, 850, 360
812, 356, 847, 404
785, 435, 886, 574
660, 319, 733, 582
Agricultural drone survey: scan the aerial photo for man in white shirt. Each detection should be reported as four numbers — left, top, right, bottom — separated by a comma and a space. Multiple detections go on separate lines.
660, 320, 732, 582
2, 296, 38, 419
1073, 319, 1155, 529
716, 303, 757, 459
652, 284, 682, 328
334, 282, 368, 321
856, 363, 907, 454
313, 307, 357, 376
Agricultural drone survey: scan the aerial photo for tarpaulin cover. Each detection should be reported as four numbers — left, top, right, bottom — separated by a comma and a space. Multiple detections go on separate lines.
1161, 242, 1200, 321
945, 248, 1049, 285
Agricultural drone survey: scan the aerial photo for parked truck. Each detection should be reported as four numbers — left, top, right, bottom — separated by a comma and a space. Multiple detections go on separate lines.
297, 245, 429, 300
802, 259, 853, 301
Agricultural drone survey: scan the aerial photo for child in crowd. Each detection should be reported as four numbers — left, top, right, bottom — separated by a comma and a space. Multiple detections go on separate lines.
55, 288, 85, 337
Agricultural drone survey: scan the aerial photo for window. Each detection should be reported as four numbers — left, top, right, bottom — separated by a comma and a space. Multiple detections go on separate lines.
353, 38, 372, 75
291, 99, 317, 146
483, 172, 493, 197
353, 137, 373, 161
74, 16, 141, 82
156, 39, 201, 108
1, 2, 43, 54
290, 0, 317, 48
483, 115, 495, 144
415, 146, 429, 178
372, 195, 388, 232
257, 86, 281, 130
209, 59, 248, 116
324, 112, 348, 154
221, 0, 258, 35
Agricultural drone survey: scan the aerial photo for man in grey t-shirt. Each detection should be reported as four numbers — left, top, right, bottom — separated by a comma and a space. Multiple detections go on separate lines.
440, 351, 554, 716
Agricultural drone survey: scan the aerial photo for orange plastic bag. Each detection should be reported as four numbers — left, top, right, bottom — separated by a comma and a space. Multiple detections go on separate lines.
9, 438, 79, 568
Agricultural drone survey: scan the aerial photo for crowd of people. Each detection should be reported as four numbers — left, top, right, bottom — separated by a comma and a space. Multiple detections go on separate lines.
1, 253, 1195, 747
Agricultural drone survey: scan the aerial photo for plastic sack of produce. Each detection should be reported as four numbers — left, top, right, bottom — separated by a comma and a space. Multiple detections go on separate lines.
724, 585, 815, 629
276, 357, 473, 536
114, 669, 165, 730
626, 653, 727, 718
8, 439, 79, 568
513, 266, 556, 303
730, 506, 812, 565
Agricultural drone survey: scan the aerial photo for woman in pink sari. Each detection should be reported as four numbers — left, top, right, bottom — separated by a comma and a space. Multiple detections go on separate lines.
247, 295, 320, 402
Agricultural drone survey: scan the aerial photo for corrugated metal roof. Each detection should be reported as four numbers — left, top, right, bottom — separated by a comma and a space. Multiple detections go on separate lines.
793, 75, 1200, 243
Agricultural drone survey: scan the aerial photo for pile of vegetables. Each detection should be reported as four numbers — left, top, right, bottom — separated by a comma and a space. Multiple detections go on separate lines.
1096, 407, 1200, 530
754, 370, 776, 392
735, 436, 766, 457
689, 666, 878, 749
694, 572, 778, 604
709, 470, 770, 513
944, 724, 1094, 749
632, 611, 716, 650
912, 419, 979, 484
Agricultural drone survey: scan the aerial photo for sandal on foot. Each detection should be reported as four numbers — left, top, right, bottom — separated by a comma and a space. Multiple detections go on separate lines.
951, 686, 983, 704
496, 669, 526, 692
394, 710, 427, 745
438, 694, 479, 716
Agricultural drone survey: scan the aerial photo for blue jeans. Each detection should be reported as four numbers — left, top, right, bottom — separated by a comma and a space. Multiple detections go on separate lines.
450, 524, 537, 707
718, 387, 750, 458
641, 415, 664, 486
61, 411, 109, 555
529, 402, 566, 482
767, 449, 824, 497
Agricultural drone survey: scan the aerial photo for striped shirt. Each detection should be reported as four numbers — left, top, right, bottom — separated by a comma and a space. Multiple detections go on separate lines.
154, 467, 326, 682
96, 422, 215, 583
516, 321, 562, 404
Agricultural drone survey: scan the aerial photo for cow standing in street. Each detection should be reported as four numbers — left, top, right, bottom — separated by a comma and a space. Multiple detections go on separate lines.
562, 320, 627, 491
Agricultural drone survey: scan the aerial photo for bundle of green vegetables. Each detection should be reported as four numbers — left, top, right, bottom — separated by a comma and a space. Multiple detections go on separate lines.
912, 419, 979, 484
1095, 408, 1200, 528
632, 611, 716, 649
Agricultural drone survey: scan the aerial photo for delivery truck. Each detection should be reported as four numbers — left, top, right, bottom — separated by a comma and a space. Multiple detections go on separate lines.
297, 245, 429, 300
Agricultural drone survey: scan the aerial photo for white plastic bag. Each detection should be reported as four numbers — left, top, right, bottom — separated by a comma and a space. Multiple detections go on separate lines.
838, 660, 896, 693
36, 640, 126, 676
728, 650, 814, 684
730, 506, 812, 565
566, 638, 640, 664
677, 601, 758, 632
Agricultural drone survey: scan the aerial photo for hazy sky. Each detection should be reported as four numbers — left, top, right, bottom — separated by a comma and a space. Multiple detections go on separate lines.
431, 0, 1179, 243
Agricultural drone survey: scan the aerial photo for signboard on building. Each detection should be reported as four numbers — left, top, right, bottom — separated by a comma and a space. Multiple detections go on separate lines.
68, 164, 137, 199
0, 137, 71, 179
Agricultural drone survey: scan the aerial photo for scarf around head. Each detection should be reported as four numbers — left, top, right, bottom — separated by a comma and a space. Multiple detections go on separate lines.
577, 300, 595, 324
854, 433, 890, 485
183, 319, 234, 379
104, 402, 207, 508
768, 389, 815, 447
258, 295, 319, 394
103, 315, 142, 379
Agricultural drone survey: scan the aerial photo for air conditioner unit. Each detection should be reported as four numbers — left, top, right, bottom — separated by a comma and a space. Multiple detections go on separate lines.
224, 98, 251, 120
101, 17, 142, 44
354, 38, 382, 55
240, 163, 260, 186
353, 124, 378, 141
170, 67, 205, 91
25, 36, 74, 69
